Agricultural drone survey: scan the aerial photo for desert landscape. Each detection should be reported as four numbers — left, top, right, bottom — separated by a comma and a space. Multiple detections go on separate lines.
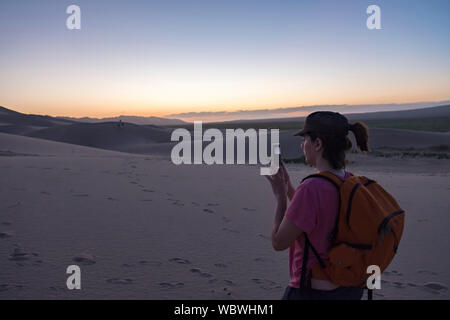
1, 105, 449, 299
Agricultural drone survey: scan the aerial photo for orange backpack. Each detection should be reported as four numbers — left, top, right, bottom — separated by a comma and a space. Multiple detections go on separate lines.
299, 171, 405, 297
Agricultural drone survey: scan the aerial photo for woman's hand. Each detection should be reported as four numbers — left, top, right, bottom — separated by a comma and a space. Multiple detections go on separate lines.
265, 160, 288, 204
280, 161, 296, 201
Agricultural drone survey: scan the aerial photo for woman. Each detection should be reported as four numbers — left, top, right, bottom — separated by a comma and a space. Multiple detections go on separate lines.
265, 111, 370, 300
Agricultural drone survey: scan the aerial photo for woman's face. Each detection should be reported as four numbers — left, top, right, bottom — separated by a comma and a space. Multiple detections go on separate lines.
301, 134, 316, 166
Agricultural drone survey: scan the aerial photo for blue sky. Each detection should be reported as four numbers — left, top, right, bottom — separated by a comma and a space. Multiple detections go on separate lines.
0, 0, 449, 120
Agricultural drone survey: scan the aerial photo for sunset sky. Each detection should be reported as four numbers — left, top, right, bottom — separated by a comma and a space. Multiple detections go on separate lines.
1, 0, 449, 120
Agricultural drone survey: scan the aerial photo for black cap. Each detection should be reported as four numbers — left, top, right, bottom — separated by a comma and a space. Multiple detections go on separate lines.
293, 111, 350, 137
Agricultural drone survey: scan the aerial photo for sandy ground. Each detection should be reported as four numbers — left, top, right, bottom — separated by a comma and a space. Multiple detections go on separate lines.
0, 132, 449, 299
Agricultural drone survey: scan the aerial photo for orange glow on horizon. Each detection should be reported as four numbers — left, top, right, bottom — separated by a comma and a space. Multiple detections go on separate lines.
3, 92, 450, 123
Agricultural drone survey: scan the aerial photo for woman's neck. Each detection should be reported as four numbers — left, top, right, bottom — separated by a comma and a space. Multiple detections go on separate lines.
315, 157, 345, 176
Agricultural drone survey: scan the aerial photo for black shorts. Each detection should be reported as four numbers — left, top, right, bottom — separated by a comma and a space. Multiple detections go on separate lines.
282, 286, 364, 300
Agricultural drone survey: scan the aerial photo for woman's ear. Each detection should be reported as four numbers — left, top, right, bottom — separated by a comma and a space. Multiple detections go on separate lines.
314, 137, 323, 152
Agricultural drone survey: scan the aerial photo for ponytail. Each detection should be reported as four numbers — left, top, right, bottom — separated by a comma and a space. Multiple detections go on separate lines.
349, 122, 370, 153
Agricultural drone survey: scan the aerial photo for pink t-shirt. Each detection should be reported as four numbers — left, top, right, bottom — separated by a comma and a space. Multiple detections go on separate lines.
285, 171, 353, 288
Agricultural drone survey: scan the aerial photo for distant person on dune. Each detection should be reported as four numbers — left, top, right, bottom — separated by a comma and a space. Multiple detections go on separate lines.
265, 111, 370, 300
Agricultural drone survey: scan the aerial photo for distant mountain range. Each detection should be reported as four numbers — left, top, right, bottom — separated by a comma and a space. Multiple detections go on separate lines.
58, 115, 186, 126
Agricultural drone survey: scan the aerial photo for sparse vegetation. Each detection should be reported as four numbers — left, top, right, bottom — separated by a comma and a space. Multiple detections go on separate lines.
361, 117, 450, 132
370, 149, 450, 160
430, 145, 450, 152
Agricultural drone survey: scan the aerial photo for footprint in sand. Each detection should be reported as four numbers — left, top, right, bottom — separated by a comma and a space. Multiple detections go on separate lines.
48, 286, 65, 291
222, 227, 240, 234
208, 279, 234, 286
106, 197, 118, 201
171, 200, 185, 207
203, 209, 214, 214
422, 282, 448, 294
63, 168, 71, 171
73, 194, 89, 198
159, 282, 184, 289
242, 207, 256, 212
418, 270, 438, 276
6, 202, 21, 209
40, 191, 51, 196
139, 260, 162, 267
106, 278, 133, 285
142, 189, 155, 193
258, 234, 270, 241
207, 203, 219, 207
0, 284, 23, 292
122, 263, 135, 268
407, 282, 419, 288
384, 270, 403, 276
2, 222, 12, 226
73, 253, 96, 265
254, 257, 275, 263
222, 217, 231, 223
214, 263, 227, 268
210, 286, 234, 298
169, 258, 191, 265
391, 281, 406, 289
9, 247, 31, 262
252, 278, 282, 290
129, 181, 138, 185
190, 268, 213, 278
33, 259, 43, 266
191, 202, 199, 206
0, 231, 14, 239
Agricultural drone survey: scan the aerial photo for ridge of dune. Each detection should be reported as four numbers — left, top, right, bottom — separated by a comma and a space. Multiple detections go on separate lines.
0, 131, 133, 157
25, 122, 172, 152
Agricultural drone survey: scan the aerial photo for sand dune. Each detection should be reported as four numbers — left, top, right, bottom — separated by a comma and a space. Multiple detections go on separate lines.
1, 105, 449, 161
1, 105, 449, 300
0, 132, 449, 299
0, 106, 75, 128
26, 122, 172, 152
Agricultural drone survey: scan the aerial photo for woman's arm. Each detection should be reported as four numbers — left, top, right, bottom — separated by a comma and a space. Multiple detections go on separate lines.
287, 182, 295, 201
280, 160, 295, 201
266, 162, 303, 251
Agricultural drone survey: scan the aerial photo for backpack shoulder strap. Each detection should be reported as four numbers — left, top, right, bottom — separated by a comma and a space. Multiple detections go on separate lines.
301, 171, 347, 244
301, 171, 344, 190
